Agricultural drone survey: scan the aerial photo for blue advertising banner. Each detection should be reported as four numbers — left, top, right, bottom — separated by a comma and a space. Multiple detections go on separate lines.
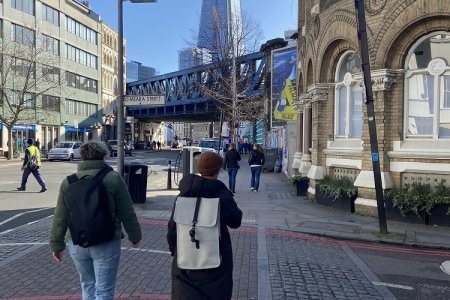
271, 46, 297, 128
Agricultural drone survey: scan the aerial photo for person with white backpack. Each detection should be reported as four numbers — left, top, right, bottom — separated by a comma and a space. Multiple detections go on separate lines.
167, 151, 242, 300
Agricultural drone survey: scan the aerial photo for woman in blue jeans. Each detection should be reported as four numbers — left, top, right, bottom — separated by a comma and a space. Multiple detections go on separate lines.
223, 142, 241, 193
248, 144, 265, 192
49, 141, 142, 299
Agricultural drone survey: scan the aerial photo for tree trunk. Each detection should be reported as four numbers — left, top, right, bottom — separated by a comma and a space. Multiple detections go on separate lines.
7, 127, 13, 160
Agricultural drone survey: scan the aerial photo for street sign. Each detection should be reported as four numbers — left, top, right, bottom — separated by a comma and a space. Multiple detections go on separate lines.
124, 95, 164, 106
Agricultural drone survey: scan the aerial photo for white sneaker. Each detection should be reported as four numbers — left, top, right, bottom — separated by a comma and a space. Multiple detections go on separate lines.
253, 189, 258, 192
250, 187, 254, 191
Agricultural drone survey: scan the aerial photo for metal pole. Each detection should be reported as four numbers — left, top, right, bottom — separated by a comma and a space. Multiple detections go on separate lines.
354, 0, 388, 234
117, 0, 125, 177
167, 159, 172, 189
232, 53, 237, 143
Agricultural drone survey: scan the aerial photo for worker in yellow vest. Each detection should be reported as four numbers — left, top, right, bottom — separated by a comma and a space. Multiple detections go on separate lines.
17, 138, 47, 192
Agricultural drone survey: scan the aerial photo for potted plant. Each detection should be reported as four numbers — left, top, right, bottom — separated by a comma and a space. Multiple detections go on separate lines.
290, 175, 309, 196
384, 183, 429, 224
316, 176, 357, 213
425, 180, 450, 227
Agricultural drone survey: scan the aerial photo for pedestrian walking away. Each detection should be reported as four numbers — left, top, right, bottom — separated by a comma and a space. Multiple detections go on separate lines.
17, 138, 47, 192
167, 151, 242, 300
223, 142, 241, 193
248, 143, 265, 192
49, 141, 142, 300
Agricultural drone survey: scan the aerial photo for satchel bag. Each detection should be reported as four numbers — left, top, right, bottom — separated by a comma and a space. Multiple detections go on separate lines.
173, 196, 221, 270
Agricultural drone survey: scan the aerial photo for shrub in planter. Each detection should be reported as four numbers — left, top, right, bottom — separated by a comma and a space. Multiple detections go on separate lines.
425, 181, 450, 227
316, 176, 357, 213
384, 186, 428, 224
290, 175, 309, 196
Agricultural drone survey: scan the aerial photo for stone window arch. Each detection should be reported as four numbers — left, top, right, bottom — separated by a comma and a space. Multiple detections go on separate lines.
334, 51, 363, 139
405, 32, 450, 139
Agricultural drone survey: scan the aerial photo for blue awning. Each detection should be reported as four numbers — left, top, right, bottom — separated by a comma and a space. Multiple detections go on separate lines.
65, 126, 92, 133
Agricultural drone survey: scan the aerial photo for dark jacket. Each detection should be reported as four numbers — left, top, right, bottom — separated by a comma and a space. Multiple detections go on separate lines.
248, 149, 265, 166
49, 160, 142, 252
223, 148, 241, 170
167, 174, 242, 300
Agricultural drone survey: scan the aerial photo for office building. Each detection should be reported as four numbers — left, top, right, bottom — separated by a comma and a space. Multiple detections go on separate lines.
0, 0, 102, 154
198, 0, 242, 51
126, 61, 156, 83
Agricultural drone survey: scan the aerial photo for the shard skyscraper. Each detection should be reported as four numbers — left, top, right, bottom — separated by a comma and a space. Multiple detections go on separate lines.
197, 0, 243, 52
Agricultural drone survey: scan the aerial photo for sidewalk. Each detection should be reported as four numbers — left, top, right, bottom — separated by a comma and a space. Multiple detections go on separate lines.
153, 158, 450, 250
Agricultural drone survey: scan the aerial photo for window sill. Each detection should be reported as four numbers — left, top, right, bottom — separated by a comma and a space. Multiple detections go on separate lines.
323, 139, 363, 156
388, 140, 450, 159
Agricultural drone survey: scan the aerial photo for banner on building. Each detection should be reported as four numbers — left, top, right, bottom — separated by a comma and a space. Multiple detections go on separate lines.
271, 46, 297, 128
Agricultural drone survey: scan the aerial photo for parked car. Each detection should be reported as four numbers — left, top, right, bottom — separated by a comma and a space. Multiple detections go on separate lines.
199, 139, 226, 157
107, 140, 133, 157
47, 142, 82, 161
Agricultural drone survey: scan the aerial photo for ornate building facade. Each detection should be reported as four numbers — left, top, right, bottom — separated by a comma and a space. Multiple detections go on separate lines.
295, 0, 450, 215
100, 22, 122, 141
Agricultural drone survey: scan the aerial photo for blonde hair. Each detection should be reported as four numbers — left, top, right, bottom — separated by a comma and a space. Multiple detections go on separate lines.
80, 141, 109, 160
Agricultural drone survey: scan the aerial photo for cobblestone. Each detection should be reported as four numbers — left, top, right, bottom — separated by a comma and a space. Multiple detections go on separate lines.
266, 234, 384, 299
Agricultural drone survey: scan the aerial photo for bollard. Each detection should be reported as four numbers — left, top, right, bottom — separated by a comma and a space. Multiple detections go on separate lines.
167, 160, 172, 190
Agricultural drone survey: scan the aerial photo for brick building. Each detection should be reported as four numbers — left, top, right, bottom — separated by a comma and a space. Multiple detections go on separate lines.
294, 0, 450, 215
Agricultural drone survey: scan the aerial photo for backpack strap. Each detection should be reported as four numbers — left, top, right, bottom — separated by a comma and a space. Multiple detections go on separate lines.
66, 165, 113, 185
67, 174, 79, 185
189, 196, 202, 249
93, 165, 113, 182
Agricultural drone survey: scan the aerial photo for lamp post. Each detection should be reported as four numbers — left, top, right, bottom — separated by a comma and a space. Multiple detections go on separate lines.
117, 0, 157, 177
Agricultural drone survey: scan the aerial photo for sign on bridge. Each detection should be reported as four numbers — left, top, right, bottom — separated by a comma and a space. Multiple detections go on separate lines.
124, 95, 164, 106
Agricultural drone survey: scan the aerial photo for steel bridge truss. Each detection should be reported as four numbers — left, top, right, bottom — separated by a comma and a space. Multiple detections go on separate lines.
127, 52, 265, 121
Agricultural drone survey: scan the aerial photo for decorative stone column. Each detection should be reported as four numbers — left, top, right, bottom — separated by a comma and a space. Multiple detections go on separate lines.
299, 102, 312, 176
353, 69, 398, 215
292, 95, 306, 172
306, 84, 329, 181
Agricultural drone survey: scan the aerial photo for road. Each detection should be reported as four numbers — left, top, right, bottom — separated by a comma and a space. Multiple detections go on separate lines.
0, 150, 449, 299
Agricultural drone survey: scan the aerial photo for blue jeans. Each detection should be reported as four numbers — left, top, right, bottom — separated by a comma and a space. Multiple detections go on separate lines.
68, 239, 121, 300
20, 167, 46, 189
227, 168, 238, 191
250, 166, 262, 191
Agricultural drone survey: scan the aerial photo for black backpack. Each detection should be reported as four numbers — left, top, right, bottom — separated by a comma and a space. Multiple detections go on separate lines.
64, 166, 115, 248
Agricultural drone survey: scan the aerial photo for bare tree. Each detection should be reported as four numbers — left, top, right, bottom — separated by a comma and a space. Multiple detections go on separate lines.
193, 5, 264, 138
1, 24, 64, 159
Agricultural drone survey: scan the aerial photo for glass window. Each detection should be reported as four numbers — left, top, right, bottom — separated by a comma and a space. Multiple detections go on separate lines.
406, 33, 450, 139
335, 52, 363, 139
11, 24, 34, 46
42, 95, 60, 112
42, 65, 60, 83
42, 4, 59, 26
11, 0, 34, 15
42, 35, 59, 56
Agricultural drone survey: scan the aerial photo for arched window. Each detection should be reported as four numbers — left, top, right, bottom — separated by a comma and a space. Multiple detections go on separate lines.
405, 32, 450, 139
334, 51, 363, 138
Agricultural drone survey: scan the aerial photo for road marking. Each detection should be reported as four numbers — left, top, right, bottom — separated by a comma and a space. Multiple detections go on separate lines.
0, 242, 170, 256
0, 163, 22, 167
0, 181, 18, 185
0, 207, 51, 226
372, 281, 415, 290
440, 260, 450, 275
122, 247, 171, 255
0, 242, 48, 247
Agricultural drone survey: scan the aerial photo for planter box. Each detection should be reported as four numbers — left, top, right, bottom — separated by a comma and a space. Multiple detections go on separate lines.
384, 197, 427, 224
428, 204, 450, 227
295, 180, 309, 196
316, 185, 356, 213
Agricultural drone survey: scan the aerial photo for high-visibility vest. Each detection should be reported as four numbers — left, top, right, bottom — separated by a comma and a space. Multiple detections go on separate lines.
27, 145, 42, 167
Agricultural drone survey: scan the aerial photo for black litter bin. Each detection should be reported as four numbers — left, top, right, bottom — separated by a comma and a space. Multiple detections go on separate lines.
124, 164, 148, 203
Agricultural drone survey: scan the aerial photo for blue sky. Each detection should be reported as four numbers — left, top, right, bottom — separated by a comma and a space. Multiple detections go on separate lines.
89, 0, 298, 75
